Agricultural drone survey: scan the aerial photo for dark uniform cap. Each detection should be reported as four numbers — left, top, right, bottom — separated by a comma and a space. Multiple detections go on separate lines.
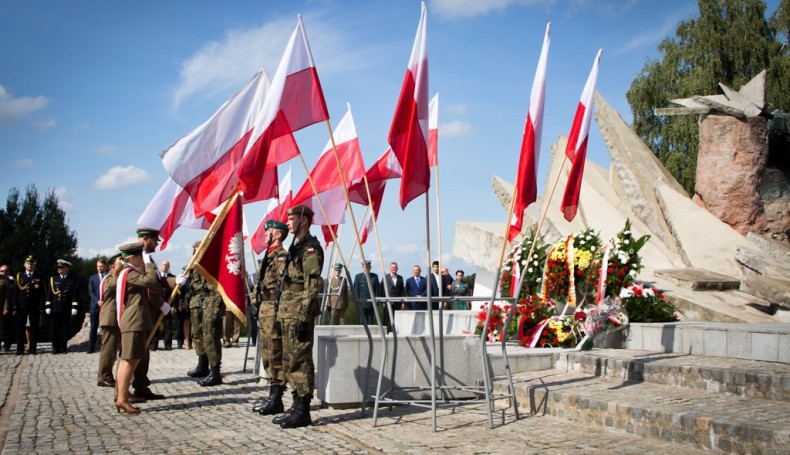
119, 242, 145, 257
287, 204, 314, 219
24, 255, 36, 263
136, 227, 161, 239
333, 263, 343, 271
108, 253, 121, 264
55, 259, 71, 268
264, 219, 288, 232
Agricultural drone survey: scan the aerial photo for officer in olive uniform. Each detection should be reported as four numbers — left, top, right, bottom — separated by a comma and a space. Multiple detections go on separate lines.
13, 256, 45, 355
251, 220, 289, 416
45, 259, 79, 354
274, 204, 324, 428
180, 242, 224, 387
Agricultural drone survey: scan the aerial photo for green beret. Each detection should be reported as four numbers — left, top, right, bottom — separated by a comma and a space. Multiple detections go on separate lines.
287, 204, 314, 220
136, 227, 161, 238
264, 219, 288, 232
119, 242, 144, 257
333, 263, 343, 271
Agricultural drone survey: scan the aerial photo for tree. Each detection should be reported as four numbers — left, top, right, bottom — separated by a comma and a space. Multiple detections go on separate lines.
627, 0, 790, 195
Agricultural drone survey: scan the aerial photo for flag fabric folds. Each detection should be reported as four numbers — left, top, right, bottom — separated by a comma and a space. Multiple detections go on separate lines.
508, 23, 551, 242
238, 16, 329, 199
137, 178, 213, 251
428, 93, 439, 167
561, 49, 602, 222
348, 148, 402, 245
195, 194, 247, 325
388, 2, 430, 209
160, 70, 265, 217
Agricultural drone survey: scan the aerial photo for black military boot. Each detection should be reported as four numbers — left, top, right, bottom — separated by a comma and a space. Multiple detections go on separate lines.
199, 363, 222, 387
279, 394, 312, 429
256, 385, 285, 415
187, 354, 209, 378
272, 391, 298, 425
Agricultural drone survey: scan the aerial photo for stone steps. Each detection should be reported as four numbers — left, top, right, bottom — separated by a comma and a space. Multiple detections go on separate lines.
493, 349, 790, 454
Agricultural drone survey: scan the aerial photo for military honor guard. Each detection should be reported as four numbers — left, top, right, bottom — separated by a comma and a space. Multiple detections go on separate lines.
13, 256, 45, 355
46, 259, 79, 354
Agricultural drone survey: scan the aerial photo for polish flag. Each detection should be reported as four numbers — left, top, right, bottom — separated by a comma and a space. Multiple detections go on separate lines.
238, 16, 329, 198
250, 168, 292, 254
137, 178, 213, 251
508, 23, 550, 242
160, 70, 265, 217
348, 148, 402, 206
561, 49, 602, 222
428, 93, 439, 167
292, 105, 365, 203
388, 2, 430, 209
196, 194, 247, 324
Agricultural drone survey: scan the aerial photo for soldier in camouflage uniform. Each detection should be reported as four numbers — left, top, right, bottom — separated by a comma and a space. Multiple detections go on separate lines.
251, 220, 289, 416
273, 204, 324, 428
180, 242, 225, 386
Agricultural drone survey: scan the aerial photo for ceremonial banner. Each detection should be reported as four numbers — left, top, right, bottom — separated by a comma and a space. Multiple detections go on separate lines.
561, 49, 602, 222
508, 23, 550, 242
388, 2, 430, 209
195, 195, 247, 324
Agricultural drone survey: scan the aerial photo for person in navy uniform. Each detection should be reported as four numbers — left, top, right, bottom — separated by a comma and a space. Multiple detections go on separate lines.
46, 259, 79, 354
13, 255, 45, 355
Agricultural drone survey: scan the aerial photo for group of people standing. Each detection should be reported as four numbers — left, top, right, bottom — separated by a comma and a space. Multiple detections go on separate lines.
0, 256, 81, 356
324, 260, 470, 326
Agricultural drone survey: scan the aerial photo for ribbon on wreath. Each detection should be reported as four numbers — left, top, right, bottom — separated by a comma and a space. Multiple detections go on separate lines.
595, 243, 613, 305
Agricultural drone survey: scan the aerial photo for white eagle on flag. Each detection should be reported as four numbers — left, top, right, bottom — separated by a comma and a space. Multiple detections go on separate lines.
225, 232, 243, 275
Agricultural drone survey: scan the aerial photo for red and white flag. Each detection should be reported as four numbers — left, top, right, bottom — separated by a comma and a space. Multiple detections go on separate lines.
561, 49, 602, 222
195, 194, 247, 324
250, 168, 292, 254
508, 23, 550, 242
292, 105, 365, 203
238, 16, 329, 197
137, 178, 214, 251
348, 148, 401, 245
388, 2, 430, 209
428, 93, 439, 167
160, 70, 265, 217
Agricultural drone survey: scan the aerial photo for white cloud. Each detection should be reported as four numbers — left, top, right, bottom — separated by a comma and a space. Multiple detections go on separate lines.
12, 158, 34, 168
53, 186, 74, 210
31, 116, 56, 131
432, 0, 544, 19
93, 165, 153, 190
611, 6, 694, 57
76, 121, 91, 130
446, 104, 468, 116
171, 13, 375, 112
440, 120, 473, 138
94, 144, 119, 155
0, 85, 48, 126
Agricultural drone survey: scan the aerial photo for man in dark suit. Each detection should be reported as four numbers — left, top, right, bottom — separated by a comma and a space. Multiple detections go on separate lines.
353, 260, 380, 324
405, 265, 427, 310
46, 259, 79, 354
382, 262, 405, 311
87, 258, 108, 353
13, 255, 45, 355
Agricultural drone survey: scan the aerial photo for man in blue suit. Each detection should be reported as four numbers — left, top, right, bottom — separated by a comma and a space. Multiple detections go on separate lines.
405, 265, 427, 310
87, 258, 108, 354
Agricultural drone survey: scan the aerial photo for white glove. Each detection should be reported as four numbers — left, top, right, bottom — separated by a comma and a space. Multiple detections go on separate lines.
160, 302, 171, 314
176, 275, 187, 286
71, 308, 77, 316
45, 308, 51, 315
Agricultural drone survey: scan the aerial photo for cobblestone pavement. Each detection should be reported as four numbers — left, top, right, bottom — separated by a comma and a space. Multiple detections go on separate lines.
0, 341, 710, 454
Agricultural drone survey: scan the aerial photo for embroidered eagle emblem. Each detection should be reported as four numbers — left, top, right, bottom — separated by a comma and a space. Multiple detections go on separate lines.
225, 232, 243, 275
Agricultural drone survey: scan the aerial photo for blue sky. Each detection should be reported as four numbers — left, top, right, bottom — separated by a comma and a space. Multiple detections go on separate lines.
0, 0, 769, 276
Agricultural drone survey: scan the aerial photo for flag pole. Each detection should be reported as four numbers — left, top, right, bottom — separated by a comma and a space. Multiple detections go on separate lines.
145, 190, 242, 348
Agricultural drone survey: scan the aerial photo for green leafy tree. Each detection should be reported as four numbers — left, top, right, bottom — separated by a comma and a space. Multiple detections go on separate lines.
627, 0, 790, 195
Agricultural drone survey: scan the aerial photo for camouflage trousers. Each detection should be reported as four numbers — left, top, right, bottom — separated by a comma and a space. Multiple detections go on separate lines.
258, 303, 284, 386
190, 302, 223, 367
279, 318, 314, 397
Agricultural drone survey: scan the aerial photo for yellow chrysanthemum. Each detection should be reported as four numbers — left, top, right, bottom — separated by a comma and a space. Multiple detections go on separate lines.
575, 249, 593, 270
